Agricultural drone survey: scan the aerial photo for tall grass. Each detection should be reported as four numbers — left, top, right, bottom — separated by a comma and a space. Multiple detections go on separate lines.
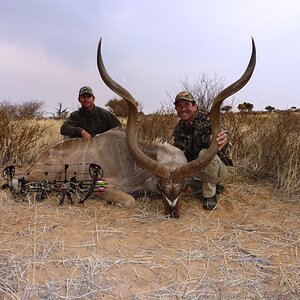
137, 105, 178, 142
222, 112, 299, 197
0, 115, 63, 167
0, 109, 298, 198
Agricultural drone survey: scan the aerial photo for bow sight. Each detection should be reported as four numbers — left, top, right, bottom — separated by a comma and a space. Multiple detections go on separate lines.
2, 163, 104, 205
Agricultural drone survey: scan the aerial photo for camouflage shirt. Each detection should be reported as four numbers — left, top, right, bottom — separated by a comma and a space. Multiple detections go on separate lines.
60, 105, 121, 138
173, 110, 233, 166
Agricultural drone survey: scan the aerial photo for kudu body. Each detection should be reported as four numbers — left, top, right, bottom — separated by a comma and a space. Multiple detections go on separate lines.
25, 129, 192, 208
26, 38, 256, 217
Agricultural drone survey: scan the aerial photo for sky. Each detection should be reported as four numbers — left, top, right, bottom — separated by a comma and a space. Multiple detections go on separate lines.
1, 0, 300, 114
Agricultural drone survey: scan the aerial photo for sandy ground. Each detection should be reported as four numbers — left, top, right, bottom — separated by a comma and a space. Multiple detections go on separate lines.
0, 179, 299, 299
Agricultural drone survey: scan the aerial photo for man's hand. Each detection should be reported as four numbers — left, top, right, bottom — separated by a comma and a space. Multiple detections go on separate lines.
216, 129, 228, 150
81, 129, 92, 139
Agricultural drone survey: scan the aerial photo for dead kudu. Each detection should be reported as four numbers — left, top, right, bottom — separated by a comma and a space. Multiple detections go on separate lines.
25, 38, 256, 218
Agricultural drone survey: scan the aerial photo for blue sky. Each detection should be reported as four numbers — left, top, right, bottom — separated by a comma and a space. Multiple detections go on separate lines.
1, 0, 300, 114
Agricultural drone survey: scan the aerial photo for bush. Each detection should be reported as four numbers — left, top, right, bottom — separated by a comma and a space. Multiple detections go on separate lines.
0, 102, 50, 167
0, 100, 44, 119
105, 97, 143, 117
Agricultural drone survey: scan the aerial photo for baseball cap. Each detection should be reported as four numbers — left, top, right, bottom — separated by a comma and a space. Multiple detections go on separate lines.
174, 91, 195, 104
79, 86, 94, 97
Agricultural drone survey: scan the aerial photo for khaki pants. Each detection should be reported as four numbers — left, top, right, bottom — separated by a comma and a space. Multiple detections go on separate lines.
188, 149, 228, 198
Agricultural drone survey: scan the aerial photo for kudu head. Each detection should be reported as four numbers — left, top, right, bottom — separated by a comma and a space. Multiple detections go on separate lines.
97, 38, 256, 218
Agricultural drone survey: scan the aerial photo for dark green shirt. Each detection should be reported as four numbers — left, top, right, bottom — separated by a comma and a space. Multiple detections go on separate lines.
60, 106, 121, 138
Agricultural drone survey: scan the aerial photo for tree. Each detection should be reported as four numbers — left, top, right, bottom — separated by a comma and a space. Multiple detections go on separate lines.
238, 102, 253, 112
0, 99, 44, 119
105, 97, 143, 117
265, 105, 275, 113
221, 105, 232, 113
245, 102, 254, 112
237, 103, 246, 112
17, 100, 45, 118
179, 73, 225, 111
51, 102, 69, 119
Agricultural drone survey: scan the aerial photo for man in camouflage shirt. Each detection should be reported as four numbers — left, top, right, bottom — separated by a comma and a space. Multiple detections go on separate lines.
173, 91, 231, 210
60, 86, 121, 139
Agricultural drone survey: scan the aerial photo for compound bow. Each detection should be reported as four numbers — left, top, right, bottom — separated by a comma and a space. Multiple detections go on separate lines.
2, 163, 105, 205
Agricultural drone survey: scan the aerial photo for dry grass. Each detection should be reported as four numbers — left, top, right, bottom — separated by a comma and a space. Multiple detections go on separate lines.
27, 119, 64, 160
222, 112, 300, 198
0, 118, 64, 167
136, 105, 178, 143
0, 178, 299, 299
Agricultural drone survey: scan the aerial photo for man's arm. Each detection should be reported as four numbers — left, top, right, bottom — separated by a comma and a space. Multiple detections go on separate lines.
60, 113, 83, 138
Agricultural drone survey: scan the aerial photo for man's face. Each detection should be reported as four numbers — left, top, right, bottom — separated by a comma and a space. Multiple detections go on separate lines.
79, 93, 95, 110
175, 100, 198, 124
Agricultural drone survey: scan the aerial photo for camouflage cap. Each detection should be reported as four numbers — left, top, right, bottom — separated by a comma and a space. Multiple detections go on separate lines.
79, 86, 94, 97
174, 91, 195, 104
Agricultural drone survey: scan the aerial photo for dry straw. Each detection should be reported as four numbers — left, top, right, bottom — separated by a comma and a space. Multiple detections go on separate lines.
0, 182, 299, 299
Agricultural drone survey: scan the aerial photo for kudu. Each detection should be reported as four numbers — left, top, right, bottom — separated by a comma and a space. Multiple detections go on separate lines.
97, 37, 256, 217
24, 38, 255, 218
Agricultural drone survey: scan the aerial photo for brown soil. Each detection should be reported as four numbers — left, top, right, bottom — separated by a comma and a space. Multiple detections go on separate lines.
0, 179, 299, 299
